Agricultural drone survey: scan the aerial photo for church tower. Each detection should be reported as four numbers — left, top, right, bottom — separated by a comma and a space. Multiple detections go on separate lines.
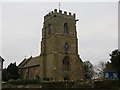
41, 9, 84, 81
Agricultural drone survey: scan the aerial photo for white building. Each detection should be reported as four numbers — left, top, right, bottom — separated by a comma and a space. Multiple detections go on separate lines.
0, 56, 4, 90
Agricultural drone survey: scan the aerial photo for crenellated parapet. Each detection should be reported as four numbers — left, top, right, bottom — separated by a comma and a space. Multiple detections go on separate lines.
44, 9, 76, 21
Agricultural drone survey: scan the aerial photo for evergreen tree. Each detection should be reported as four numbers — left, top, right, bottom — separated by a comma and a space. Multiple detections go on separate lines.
109, 49, 120, 78
2, 68, 8, 81
2, 62, 19, 81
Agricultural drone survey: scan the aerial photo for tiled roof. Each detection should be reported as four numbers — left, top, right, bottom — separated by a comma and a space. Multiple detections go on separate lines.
18, 56, 32, 68
18, 56, 41, 68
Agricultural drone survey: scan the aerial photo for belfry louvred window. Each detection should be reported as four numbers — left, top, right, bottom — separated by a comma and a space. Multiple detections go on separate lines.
48, 24, 52, 34
64, 23, 68, 34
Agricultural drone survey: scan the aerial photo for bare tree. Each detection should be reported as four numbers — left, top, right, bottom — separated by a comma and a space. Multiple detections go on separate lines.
94, 61, 106, 79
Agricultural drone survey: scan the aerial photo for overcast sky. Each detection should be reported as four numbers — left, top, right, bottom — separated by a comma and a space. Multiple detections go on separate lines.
1, 1, 118, 68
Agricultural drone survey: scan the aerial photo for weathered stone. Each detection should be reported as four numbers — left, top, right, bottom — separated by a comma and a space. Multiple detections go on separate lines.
18, 9, 84, 81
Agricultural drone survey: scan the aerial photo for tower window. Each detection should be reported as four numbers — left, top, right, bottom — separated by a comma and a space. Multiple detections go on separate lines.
48, 24, 52, 34
63, 56, 70, 71
64, 23, 68, 34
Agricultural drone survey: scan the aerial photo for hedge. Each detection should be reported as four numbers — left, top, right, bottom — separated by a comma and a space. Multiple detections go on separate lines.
8, 79, 41, 85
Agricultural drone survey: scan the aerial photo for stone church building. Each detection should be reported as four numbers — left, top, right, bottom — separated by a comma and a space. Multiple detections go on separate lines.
18, 9, 84, 81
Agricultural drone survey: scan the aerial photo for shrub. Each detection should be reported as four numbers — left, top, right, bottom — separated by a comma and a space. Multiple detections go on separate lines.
43, 77, 50, 81
8, 79, 41, 85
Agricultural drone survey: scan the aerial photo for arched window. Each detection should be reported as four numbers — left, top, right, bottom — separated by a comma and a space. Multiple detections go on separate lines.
64, 23, 68, 33
63, 56, 70, 71
48, 24, 52, 34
